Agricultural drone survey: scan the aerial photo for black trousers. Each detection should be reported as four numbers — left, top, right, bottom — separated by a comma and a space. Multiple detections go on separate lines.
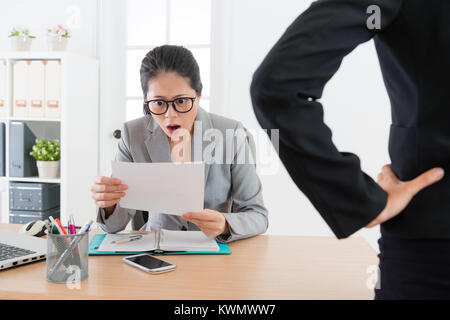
375, 235, 450, 299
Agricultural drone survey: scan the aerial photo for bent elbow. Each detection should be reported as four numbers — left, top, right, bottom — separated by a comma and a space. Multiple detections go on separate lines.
257, 209, 269, 235
250, 63, 275, 105
250, 61, 282, 129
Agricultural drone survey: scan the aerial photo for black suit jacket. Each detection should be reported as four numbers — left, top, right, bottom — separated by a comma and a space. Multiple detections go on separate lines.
251, 0, 450, 239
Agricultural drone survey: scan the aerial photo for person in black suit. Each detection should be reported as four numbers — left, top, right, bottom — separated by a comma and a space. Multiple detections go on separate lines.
250, 0, 450, 299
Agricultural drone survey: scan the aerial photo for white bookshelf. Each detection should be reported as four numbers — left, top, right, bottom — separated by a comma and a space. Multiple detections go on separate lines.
7, 116, 61, 122
6, 177, 61, 184
0, 52, 99, 226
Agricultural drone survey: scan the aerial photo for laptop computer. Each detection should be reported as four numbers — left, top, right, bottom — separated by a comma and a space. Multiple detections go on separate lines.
0, 229, 46, 270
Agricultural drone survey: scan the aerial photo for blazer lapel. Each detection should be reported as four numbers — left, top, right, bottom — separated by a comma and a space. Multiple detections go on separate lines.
144, 117, 171, 163
192, 107, 212, 184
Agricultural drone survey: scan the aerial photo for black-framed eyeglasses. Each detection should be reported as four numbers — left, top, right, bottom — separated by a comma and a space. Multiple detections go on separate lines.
143, 97, 196, 115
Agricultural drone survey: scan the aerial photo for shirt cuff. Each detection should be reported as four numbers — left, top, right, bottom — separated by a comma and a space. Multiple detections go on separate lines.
215, 218, 234, 243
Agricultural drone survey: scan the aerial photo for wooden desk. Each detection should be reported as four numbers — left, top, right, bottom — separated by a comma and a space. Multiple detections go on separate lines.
0, 223, 378, 299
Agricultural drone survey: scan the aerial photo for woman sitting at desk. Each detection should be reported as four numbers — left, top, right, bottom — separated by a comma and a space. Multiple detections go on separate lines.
90, 45, 268, 243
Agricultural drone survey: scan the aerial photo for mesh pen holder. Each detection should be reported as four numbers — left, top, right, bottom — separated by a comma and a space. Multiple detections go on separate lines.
46, 231, 89, 283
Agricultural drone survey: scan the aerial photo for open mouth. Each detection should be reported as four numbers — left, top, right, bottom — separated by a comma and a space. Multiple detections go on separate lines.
166, 124, 181, 134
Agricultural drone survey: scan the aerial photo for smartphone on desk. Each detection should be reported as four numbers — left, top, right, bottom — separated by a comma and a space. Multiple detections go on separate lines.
123, 254, 176, 274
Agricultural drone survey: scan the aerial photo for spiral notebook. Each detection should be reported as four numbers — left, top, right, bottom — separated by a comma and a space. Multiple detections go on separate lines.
89, 229, 231, 255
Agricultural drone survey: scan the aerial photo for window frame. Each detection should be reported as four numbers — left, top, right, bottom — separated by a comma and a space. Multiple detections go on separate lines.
125, 0, 212, 121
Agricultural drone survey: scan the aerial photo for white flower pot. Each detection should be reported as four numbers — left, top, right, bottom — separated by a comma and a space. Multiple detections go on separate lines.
11, 36, 32, 51
47, 35, 68, 51
36, 160, 60, 179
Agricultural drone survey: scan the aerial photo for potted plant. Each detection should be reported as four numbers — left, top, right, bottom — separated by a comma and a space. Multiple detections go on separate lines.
29, 138, 61, 179
8, 26, 36, 51
46, 25, 70, 51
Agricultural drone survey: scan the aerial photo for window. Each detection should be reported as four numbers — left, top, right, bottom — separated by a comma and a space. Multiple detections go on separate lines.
125, 0, 211, 121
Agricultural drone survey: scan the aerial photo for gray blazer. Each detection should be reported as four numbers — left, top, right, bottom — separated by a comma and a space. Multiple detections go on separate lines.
96, 107, 268, 243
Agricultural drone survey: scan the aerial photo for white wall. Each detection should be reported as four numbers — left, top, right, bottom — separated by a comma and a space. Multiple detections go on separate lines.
0, 0, 97, 56
211, 0, 391, 250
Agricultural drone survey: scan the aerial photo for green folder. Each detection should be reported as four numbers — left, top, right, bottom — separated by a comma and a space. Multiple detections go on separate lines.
88, 233, 231, 256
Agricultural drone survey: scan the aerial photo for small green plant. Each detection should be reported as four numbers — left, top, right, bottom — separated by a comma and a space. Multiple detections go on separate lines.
9, 26, 36, 39
29, 139, 60, 161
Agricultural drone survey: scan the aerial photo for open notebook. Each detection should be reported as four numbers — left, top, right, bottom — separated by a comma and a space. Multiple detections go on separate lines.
96, 229, 220, 253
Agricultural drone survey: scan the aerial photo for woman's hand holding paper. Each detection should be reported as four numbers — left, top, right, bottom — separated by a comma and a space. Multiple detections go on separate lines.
91, 176, 128, 217
181, 209, 230, 238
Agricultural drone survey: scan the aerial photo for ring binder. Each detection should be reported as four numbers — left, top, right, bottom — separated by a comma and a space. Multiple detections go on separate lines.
29, 60, 45, 117
153, 230, 164, 253
0, 60, 5, 114
47, 100, 59, 108
44, 60, 61, 117
13, 60, 29, 116
31, 100, 42, 107
93, 229, 226, 255
15, 100, 26, 107
88, 232, 231, 256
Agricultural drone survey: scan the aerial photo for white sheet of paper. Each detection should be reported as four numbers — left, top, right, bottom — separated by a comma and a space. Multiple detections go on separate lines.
160, 229, 219, 252
111, 161, 205, 215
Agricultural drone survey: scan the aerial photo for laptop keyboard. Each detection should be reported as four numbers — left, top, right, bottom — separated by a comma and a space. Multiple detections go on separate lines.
0, 243, 36, 261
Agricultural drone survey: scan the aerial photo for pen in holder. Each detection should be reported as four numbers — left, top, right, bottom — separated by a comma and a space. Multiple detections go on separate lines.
46, 231, 89, 283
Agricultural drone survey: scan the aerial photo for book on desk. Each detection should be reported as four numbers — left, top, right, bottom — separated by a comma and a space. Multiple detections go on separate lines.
89, 229, 231, 256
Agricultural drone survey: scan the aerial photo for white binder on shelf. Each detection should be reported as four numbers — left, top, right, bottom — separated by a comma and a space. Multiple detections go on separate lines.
13, 60, 29, 117
0, 60, 6, 117
28, 60, 46, 118
44, 60, 61, 118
